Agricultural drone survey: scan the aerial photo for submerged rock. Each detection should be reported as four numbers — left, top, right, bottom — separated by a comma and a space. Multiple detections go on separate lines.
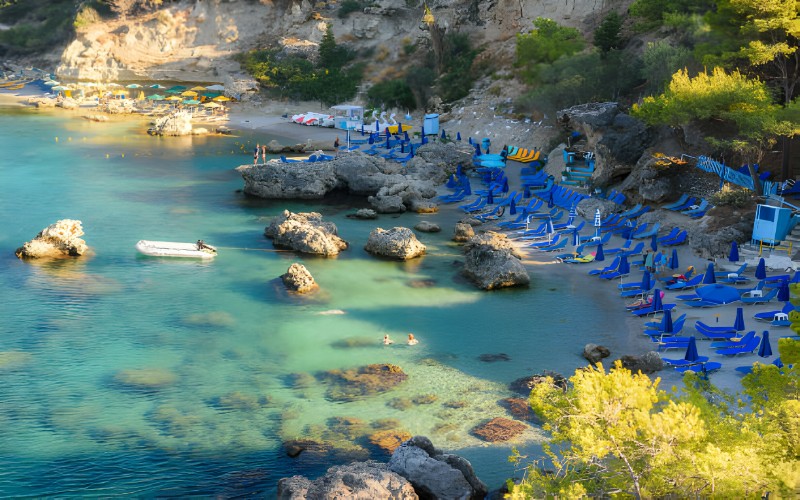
16, 219, 89, 259
471, 417, 527, 442
369, 429, 413, 454
277, 461, 417, 499
462, 232, 529, 290
114, 368, 177, 390
413, 221, 440, 233
364, 227, 426, 260
281, 263, 318, 293
318, 363, 408, 402
265, 210, 348, 256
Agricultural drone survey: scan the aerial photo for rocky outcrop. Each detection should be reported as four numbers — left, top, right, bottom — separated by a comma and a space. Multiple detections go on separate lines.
388, 436, 488, 500
576, 197, 620, 221
317, 364, 408, 402
583, 343, 611, 364
281, 263, 318, 293
510, 371, 568, 395
453, 222, 475, 242
364, 227, 426, 260
149, 111, 193, 136
471, 417, 527, 442
240, 161, 340, 199
353, 208, 378, 220
462, 232, 530, 290
616, 351, 665, 374
264, 210, 348, 256
277, 461, 417, 500
414, 221, 440, 233
558, 102, 655, 189
16, 219, 89, 259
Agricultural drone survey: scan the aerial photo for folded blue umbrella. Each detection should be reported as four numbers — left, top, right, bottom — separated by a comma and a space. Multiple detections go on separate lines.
441, 129, 446, 139
684, 336, 699, 362
669, 248, 679, 270
487, 191, 494, 205
523, 186, 531, 198
733, 307, 745, 332
652, 288, 663, 311
650, 233, 658, 252
456, 163, 463, 176
778, 280, 791, 301
755, 258, 767, 280
456, 132, 462, 141
758, 330, 772, 358
703, 262, 717, 284
595, 243, 605, 262
662, 309, 674, 334
509, 198, 517, 215
729, 241, 739, 262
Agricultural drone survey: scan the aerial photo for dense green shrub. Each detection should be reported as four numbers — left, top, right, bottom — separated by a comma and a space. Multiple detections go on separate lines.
436, 31, 480, 102
0, 0, 76, 55
593, 12, 624, 53
641, 41, 694, 93
337, 0, 363, 18
367, 79, 416, 110
515, 18, 585, 84
710, 186, 755, 208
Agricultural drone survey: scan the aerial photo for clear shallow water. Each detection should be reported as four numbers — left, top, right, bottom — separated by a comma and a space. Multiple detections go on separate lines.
0, 103, 646, 496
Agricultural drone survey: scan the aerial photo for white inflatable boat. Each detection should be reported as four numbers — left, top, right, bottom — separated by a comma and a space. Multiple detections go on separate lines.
135, 240, 217, 259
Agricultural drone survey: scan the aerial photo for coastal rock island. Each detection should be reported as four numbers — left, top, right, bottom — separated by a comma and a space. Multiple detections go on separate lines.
15, 219, 89, 259
265, 210, 348, 256
462, 232, 530, 290
364, 227, 426, 260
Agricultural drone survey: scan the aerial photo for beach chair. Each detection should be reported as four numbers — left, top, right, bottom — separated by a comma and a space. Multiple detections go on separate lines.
588, 256, 621, 276
665, 274, 704, 290
753, 302, 795, 322
694, 321, 739, 340
740, 287, 778, 305
681, 198, 709, 216
715, 333, 761, 356
661, 231, 688, 246
605, 239, 633, 255
662, 193, 689, 210
619, 242, 645, 258
674, 361, 722, 374
632, 222, 661, 239
710, 330, 756, 349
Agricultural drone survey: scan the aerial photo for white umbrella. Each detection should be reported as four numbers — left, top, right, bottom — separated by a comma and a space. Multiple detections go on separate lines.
594, 208, 602, 238
43, 80, 59, 86
150, 84, 166, 89
206, 84, 225, 91
126, 83, 142, 89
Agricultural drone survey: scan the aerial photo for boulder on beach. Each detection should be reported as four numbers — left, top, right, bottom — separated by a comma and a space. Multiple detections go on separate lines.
281, 263, 318, 293
617, 351, 665, 374
16, 219, 89, 259
461, 232, 529, 290
364, 227, 426, 260
265, 210, 348, 256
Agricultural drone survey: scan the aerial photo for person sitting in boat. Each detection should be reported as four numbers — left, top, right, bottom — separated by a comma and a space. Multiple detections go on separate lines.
196, 239, 213, 251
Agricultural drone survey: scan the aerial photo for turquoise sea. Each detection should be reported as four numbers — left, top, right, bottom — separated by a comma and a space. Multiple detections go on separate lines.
0, 100, 645, 496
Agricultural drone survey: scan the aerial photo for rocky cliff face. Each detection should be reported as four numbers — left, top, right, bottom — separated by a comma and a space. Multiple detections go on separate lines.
55, 0, 631, 83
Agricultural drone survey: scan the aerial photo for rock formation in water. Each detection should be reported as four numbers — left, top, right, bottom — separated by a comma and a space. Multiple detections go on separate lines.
277, 435, 487, 500
149, 111, 193, 136
364, 227, 426, 260
264, 210, 348, 256
461, 232, 530, 290
281, 263, 318, 293
16, 219, 89, 259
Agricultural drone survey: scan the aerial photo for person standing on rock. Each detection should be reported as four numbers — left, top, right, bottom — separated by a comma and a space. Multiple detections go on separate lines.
254, 144, 260, 166
261, 144, 267, 164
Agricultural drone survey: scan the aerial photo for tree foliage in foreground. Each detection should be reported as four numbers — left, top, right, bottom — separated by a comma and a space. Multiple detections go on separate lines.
508, 343, 800, 498
632, 67, 798, 163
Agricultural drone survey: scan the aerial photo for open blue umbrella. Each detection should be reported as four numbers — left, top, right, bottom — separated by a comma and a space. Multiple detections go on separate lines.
703, 262, 717, 284
662, 308, 674, 334
669, 248, 679, 270
509, 198, 517, 215
758, 330, 772, 358
729, 241, 739, 262
684, 336, 699, 362
650, 233, 658, 252
456, 132, 462, 141
755, 258, 767, 280
733, 307, 745, 332
652, 288, 663, 312
778, 280, 791, 301
595, 243, 605, 262
487, 190, 494, 204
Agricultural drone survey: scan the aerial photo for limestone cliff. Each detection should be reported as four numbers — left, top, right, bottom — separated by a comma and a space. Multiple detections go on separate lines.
55, 0, 631, 83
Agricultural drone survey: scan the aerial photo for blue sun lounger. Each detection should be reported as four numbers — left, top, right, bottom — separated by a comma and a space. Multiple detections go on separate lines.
674, 361, 722, 373
662, 193, 689, 210
715, 333, 761, 355
710, 330, 756, 349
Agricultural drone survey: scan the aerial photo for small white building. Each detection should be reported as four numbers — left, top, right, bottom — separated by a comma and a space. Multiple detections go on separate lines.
331, 104, 364, 131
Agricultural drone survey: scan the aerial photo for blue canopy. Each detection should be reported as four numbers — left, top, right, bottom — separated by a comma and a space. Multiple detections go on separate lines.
595, 243, 605, 262
729, 241, 739, 262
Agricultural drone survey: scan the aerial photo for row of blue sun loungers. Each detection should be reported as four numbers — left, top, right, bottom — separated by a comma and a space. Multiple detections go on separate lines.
663, 194, 712, 218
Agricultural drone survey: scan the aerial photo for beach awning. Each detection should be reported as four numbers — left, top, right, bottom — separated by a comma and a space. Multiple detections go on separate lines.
190, 86, 207, 91
149, 84, 166, 89
183, 99, 201, 105
167, 85, 186, 91
202, 92, 221, 99
43, 80, 59, 86
212, 95, 231, 102
147, 94, 165, 100
180, 90, 198, 97
206, 84, 225, 91
112, 89, 127, 95
165, 95, 182, 101
203, 101, 222, 108
51, 85, 70, 91
126, 83, 142, 89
